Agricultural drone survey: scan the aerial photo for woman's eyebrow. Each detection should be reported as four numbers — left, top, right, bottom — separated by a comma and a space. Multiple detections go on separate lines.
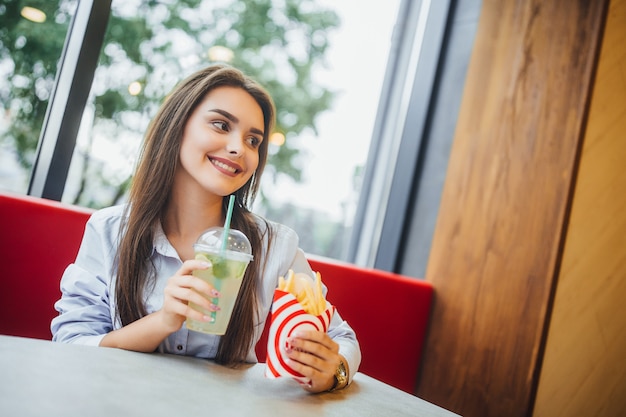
209, 108, 238, 123
208, 108, 264, 137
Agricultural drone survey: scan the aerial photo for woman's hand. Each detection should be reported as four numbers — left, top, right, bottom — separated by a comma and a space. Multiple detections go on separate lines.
285, 330, 344, 393
159, 259, 220, 332
101, 259, 219, 352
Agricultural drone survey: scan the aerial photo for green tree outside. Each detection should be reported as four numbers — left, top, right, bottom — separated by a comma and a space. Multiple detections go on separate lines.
0, 0, 340, 209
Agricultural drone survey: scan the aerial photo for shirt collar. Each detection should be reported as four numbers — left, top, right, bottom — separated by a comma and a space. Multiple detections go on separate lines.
153, 221, 180, 260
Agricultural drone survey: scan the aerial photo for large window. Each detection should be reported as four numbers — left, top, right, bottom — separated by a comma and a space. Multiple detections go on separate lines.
1, 0, 464, 270
5, 0, 401, 261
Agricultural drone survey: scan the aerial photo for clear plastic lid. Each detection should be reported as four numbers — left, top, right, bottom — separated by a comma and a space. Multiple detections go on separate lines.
193, 226, 253, 261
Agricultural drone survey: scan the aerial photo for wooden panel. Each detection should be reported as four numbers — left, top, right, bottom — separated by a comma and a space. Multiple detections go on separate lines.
533, 0, 626, 415
415, 1, 608, 417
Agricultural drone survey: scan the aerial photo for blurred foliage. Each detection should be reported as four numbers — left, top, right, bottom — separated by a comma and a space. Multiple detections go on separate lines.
0, 0, 340, 208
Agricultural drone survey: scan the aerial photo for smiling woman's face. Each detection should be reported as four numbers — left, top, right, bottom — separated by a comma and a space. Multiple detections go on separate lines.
176, 86, 265, 198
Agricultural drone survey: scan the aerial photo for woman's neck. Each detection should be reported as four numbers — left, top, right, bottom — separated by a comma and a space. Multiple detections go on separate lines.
162, 189, 224, 261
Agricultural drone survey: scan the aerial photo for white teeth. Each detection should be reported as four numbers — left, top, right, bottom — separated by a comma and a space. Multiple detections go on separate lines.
211, 159, 237, 173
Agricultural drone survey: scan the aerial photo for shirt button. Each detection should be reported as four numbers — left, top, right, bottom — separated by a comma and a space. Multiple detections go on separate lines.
177, 344, 184, 351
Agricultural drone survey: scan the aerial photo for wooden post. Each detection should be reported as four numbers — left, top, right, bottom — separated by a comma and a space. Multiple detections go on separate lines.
416, 1, 609, 416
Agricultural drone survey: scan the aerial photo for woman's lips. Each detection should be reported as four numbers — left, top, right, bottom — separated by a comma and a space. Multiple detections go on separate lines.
209, 156, 242, 176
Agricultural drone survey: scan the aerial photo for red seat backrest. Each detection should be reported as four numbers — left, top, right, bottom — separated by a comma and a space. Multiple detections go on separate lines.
0, 193, 93, 340
1, 193, 434, 394
307, 256, 433, 394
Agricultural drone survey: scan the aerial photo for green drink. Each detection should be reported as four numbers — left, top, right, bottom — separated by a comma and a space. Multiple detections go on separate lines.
186, 227, 253, 335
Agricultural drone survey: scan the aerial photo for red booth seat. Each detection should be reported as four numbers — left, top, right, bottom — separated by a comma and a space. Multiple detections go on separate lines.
308, 256, 433, 394
0, 192, 93, 340
0, 192, 433, 394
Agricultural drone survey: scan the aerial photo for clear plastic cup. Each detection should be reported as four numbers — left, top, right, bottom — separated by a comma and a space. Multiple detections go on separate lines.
186, 227, 253, 335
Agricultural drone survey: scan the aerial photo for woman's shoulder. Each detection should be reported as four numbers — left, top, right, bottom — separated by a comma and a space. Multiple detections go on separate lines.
89, 203, 126, 219
253, 214, 299, 244
87, 203, 128, 230
252, 215, 306, 279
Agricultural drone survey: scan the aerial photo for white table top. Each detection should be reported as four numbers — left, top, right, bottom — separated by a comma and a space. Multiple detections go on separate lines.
0, 335, 459, 417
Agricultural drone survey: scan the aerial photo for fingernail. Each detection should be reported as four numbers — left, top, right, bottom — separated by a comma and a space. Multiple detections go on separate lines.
210, 304, 221, 312
210, 289, 220, 297
199, 261, 211, 268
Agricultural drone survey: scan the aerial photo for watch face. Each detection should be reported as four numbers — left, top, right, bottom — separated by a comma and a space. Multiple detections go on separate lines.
338, 361, 347, 377
336, 360, 348, 387
329, 360, 348, 391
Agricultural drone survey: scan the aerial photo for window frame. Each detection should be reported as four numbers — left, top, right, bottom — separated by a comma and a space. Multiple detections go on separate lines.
347, 0, 453, 270
28, 0, 112, 200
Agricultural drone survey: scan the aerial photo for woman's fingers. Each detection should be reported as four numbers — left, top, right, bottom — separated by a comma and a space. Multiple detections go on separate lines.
286, 354, 335, 393
287, 330, 339, 359
168, 273, 220, 298
285, 330, 340, 392
165, 284, 217, 312
179, 258, 212, 276
169, 260, 220, 298
162, 260, 220, 321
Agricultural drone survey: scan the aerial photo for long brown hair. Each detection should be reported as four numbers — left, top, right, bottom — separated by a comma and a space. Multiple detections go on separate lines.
115, 64, 275, 365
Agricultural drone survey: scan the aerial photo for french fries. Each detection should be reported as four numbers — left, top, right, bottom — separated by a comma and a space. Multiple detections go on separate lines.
278, 269, 327, 316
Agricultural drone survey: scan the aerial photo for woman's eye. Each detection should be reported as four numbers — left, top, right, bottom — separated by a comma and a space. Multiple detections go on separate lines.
212, 120, 229, 131
247, 136, 262, 148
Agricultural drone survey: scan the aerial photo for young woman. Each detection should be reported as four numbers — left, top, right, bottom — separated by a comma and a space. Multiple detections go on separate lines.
51, 64, 360, 393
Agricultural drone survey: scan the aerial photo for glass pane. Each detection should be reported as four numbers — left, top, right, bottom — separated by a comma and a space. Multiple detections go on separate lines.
0, 0, 77, 194
255, 0, 400, 259
63, 0, 399, 261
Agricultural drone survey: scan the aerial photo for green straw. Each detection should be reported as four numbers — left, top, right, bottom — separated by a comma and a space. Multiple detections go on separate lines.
221, 195, 235, 254
210, 195, 235, 323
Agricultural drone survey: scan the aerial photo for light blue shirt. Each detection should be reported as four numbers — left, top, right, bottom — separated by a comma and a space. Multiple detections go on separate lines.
51, 204, 361, 382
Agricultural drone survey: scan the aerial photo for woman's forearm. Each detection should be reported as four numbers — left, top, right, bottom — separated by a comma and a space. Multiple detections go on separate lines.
99, 310, 177, 352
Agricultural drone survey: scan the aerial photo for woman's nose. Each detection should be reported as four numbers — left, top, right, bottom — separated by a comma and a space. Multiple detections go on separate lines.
225, 133, 244, 155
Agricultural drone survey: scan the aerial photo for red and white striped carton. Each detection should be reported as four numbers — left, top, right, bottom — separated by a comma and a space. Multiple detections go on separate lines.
264, 289, 335, 385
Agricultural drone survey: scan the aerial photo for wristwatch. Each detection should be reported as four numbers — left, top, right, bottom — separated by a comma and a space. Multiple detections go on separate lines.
329, 359, 348, 392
